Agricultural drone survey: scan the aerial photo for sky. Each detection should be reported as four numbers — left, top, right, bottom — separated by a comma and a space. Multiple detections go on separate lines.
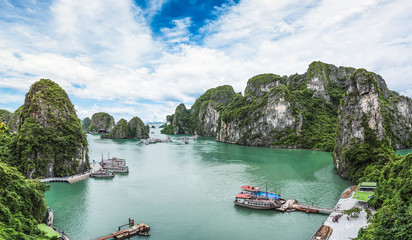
0, 0, 411, 123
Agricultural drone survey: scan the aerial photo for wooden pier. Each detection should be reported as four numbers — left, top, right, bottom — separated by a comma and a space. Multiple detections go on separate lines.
39, 163, 101, 184
95, 219, 150, 240
275, 199, 337, 214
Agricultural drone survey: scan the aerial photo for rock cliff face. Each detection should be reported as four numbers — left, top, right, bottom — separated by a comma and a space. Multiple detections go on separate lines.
161, 85, 236, 135
163, 62, 412, 177
0, 109, 12, 125
8, 106, 23, 133
82, 117, 91, 131
87, 112, 115, 133
103, 116, 149, 139
128, 117, 149, 139
14, 79, 88, 178
333, 69, 412, 178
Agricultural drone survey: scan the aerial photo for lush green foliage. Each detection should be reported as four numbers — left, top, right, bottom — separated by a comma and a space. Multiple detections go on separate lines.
81, 117, 91, 131
0, 109, 12, 124
7, 105, 23, 133
338, 115, 411, 239
8, 79, 89, 178
218, 62, 347, 150
244, 74, 285, 96
343, 207, 361, 218
104, 116, 148, 139
0, 160, 49, 239
271, 86, 339, 151
353, 153, 412, 239
161, 85, 236, 135
87, 112, 115, 133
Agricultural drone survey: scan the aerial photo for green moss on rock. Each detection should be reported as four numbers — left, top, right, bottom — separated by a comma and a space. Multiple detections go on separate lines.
10, 79, 89, 178
104, 116, 149, 139
87, 112, 115, 133
0, 109, 12, 125
82, 117, 91, 131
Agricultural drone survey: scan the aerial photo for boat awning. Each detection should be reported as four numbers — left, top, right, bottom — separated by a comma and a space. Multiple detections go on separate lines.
241, 185, 261, 192
236, 193, 252, 199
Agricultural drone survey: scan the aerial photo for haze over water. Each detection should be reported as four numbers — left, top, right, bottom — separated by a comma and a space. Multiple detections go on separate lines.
45, 126, 352, 240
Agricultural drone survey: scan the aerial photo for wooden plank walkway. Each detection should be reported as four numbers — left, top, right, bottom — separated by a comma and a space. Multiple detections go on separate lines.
292, 203, 338, 213
275, 199, 339, 214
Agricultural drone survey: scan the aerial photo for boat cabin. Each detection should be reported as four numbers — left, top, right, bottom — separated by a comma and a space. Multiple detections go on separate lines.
240, 185, 261, 194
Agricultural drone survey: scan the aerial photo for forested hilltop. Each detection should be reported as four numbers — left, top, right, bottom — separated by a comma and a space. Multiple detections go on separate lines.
0, 80, 88, 238
163, 61, 411, 151
83, 113, 149, 139
163, 61, 412, 239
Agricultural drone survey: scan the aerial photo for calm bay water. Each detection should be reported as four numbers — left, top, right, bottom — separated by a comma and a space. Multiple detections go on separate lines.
45, 126, 352, 240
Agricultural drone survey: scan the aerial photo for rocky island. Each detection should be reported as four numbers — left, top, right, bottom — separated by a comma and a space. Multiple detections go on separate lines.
87, 112, 115, 134
13, 79, 89, 178
163, 61, 411, 152
102, 116, 149, 139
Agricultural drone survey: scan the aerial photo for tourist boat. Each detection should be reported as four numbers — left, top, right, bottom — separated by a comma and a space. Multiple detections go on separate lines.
91, 170, 114, 178
234, 185, 283, 209
103, 165, 129, 173
100, 156, 129, 173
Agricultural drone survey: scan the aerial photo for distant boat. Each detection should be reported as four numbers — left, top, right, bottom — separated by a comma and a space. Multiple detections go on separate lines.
100, 156, 129, 173
91, 170, 114, 178
234, 185, 283, 209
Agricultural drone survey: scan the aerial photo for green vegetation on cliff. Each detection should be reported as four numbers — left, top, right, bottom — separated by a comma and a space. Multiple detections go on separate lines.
8, 106, 23, 133
0, 109, 12, 124
6, 79, 89, 178
161, 85, 235, 135
0, 160, 49, 239
103, 116, 149, 139
216, 62, 351, 150
87, 112, 115, 133
332, 70, 412, 239
341, 124, 412, 239
82, 117, 91, 131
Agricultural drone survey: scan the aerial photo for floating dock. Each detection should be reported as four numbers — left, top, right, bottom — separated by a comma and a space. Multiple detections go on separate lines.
95, 218, 150, 240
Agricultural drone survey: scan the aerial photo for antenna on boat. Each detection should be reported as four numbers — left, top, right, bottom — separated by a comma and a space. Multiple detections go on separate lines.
279, 185, 281, 197
265, 180, 268, 197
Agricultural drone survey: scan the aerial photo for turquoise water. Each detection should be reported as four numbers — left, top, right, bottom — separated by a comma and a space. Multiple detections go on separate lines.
45, 127, 352, 240
396, 149, 412, 155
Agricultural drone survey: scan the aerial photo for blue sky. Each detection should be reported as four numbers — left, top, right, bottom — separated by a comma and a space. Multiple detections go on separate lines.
1, 0, 412, 123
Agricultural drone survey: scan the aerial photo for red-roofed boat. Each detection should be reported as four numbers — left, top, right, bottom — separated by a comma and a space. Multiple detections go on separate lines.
234, 185, 284, 209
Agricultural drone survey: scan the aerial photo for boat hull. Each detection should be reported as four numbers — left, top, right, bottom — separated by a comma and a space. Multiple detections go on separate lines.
103, 167, 129, 173
233, 201, 279, 210
91, 174, 114, 178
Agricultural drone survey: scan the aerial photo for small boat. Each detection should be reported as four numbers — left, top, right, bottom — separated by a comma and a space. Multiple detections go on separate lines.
91, 170, 114, 178
234, 185, 283, 209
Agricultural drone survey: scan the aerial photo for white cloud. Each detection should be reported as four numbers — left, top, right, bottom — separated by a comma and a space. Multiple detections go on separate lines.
161, 17, 192, 43
1, 0, 412, 123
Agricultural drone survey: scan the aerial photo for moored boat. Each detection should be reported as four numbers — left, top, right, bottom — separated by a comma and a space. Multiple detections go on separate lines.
91, 170, 114, 178
103, 165, 129, 173
100, 156, 130, 173
234, 185, 283, 209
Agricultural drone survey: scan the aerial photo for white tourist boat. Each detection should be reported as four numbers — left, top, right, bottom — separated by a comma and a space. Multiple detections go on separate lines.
234, 185, 283, 210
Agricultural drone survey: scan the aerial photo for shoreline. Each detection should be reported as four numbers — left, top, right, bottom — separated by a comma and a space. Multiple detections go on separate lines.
310, 185, 375, 240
